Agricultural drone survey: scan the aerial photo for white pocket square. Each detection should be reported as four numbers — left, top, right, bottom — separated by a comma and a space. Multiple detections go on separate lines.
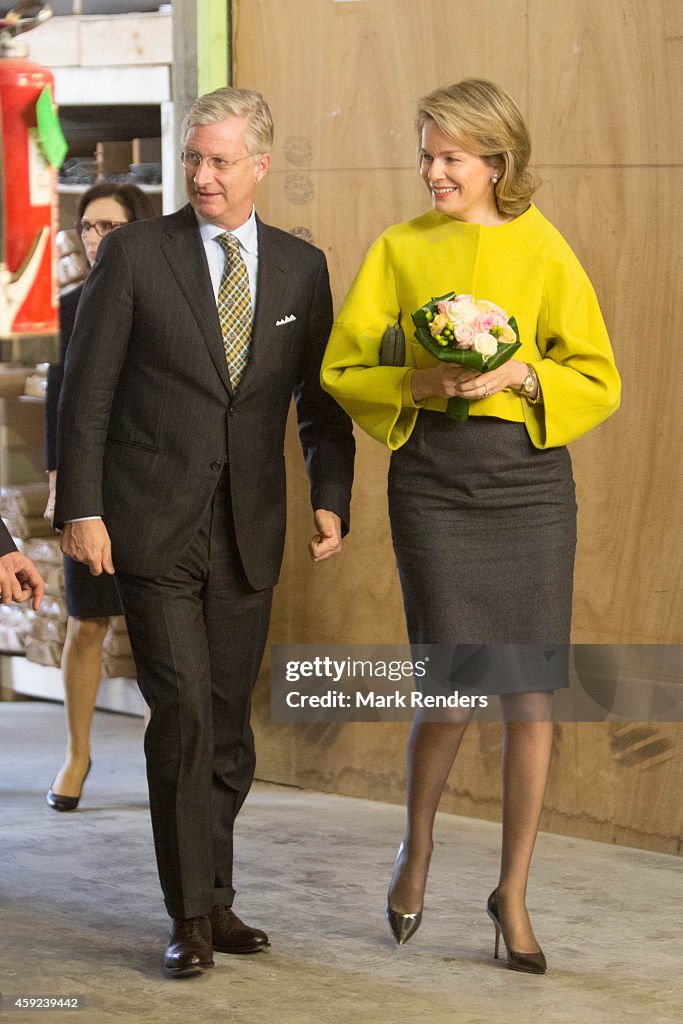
275, 314, 296, 326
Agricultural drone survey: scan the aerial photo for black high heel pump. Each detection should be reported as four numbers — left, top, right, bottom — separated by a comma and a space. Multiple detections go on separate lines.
386, 843, 424, 945
46, 758, 92, 812
486, 888, 547, 974
386, 904, 422, 945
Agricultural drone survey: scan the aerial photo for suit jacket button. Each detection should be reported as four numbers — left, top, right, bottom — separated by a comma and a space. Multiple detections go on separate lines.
210, 461, 221, 471
228, 407, 236, 417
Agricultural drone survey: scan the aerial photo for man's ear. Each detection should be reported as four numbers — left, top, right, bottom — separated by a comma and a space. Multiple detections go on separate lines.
254, 153, 271, 183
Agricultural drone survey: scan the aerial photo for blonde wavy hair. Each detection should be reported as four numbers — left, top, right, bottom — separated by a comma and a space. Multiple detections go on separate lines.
181, 87, 274, 158
416, 79, 537, 217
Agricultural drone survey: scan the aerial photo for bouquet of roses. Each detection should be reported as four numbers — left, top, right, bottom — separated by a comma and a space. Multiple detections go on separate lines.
412, 292, 521, 422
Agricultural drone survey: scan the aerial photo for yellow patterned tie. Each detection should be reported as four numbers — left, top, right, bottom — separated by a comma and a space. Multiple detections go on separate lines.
216, 232, 252, 389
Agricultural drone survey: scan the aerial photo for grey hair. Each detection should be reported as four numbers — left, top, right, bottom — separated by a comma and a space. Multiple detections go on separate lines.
180, 87, 274, 155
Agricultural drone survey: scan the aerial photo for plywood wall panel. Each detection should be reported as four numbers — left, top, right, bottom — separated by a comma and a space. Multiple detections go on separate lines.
256, 169, 426, 308
529, 0, 683, 165
534, 168, 682, 643
543, 724, 682, 852
233, 0, 529, 171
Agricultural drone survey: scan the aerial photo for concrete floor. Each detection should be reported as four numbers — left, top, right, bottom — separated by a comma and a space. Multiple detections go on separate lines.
1, 702, 681, 1024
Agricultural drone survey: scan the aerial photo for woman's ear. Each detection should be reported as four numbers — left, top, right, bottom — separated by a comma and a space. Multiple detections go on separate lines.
489, 156, 505, 182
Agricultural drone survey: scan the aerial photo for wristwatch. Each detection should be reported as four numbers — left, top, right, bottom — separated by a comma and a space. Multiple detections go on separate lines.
519, 365, 536, 395
517, 364, 542, 404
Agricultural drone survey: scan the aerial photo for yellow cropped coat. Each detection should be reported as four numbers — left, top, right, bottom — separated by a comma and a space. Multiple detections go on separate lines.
321, 204, 620, 449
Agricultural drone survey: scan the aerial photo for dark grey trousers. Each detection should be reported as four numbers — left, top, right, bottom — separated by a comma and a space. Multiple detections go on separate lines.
116, 470, 273, 919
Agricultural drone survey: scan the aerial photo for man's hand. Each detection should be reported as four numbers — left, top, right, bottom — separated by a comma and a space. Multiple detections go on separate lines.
61, 520, 115, 576
308, 509, 343, 562
0, 552, 45, 610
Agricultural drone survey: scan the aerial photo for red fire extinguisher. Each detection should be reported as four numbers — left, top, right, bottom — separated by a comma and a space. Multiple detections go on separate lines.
0, 2, 60, 350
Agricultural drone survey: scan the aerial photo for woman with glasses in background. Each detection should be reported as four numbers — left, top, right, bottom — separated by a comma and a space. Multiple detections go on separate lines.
44, 182, 155, 812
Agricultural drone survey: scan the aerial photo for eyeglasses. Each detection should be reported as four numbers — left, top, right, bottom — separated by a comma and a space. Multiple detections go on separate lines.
75, 219, 127, 237
180, 150, 255, 173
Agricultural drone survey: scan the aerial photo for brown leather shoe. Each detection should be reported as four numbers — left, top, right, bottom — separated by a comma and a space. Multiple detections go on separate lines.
163, 916, 214, 978
210, 906, 270, 954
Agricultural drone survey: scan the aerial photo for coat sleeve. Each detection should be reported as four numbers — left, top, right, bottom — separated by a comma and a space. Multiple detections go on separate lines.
293, 249, 355, 532
321, 235, 422, 450
53, 234, 134, 528
523, 248, 621, 448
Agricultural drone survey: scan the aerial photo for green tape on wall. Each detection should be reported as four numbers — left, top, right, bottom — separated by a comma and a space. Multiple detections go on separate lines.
197, 0, 230, 93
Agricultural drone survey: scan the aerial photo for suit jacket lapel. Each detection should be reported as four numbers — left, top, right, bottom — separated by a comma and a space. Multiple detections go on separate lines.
159, 205, 232, 395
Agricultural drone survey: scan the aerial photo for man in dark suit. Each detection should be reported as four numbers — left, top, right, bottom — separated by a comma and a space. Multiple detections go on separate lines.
0, 522, 44, 609
54, 87, 354, 977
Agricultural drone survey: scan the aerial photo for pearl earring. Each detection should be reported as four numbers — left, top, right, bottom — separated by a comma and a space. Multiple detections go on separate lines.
492, 176, 499, 184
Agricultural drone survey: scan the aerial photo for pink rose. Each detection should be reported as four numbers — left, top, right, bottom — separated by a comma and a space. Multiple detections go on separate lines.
454, 322, 476, 348
474, 312, 496, 333
437, 300, 459, 320
489, 310, 509, 329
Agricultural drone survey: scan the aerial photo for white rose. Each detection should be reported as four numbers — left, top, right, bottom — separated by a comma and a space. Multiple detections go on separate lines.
473, 332, 498, 358
441, 298, 478, 325
451, 300, 480, 324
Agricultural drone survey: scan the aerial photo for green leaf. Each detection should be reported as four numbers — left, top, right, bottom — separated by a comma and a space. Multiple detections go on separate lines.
446, 396, 470, 421
411, 293, 456, 332
414, 326, 485, 367
482, 338, 522, 371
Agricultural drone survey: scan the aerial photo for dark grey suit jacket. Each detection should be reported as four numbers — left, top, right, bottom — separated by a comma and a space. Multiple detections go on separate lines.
0, 521, 16, 557
45, 284, 82, 472
54, 205, 354, 589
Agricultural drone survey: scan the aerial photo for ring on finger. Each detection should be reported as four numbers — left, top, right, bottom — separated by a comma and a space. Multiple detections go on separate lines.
483, 382, 490, 397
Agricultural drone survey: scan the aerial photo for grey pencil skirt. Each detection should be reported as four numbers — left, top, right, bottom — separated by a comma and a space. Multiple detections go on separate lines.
388, 412, 577, 694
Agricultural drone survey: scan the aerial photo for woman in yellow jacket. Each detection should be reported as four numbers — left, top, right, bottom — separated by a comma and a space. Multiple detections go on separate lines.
322, 79, 620, 973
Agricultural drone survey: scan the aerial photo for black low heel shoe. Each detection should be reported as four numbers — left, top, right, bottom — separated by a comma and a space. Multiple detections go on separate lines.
486, 889, 547, 975
46, 759, 92, 812
386, 904, 423, 946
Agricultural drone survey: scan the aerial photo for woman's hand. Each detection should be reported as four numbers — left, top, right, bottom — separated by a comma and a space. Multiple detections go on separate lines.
410, 358, 530, 403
